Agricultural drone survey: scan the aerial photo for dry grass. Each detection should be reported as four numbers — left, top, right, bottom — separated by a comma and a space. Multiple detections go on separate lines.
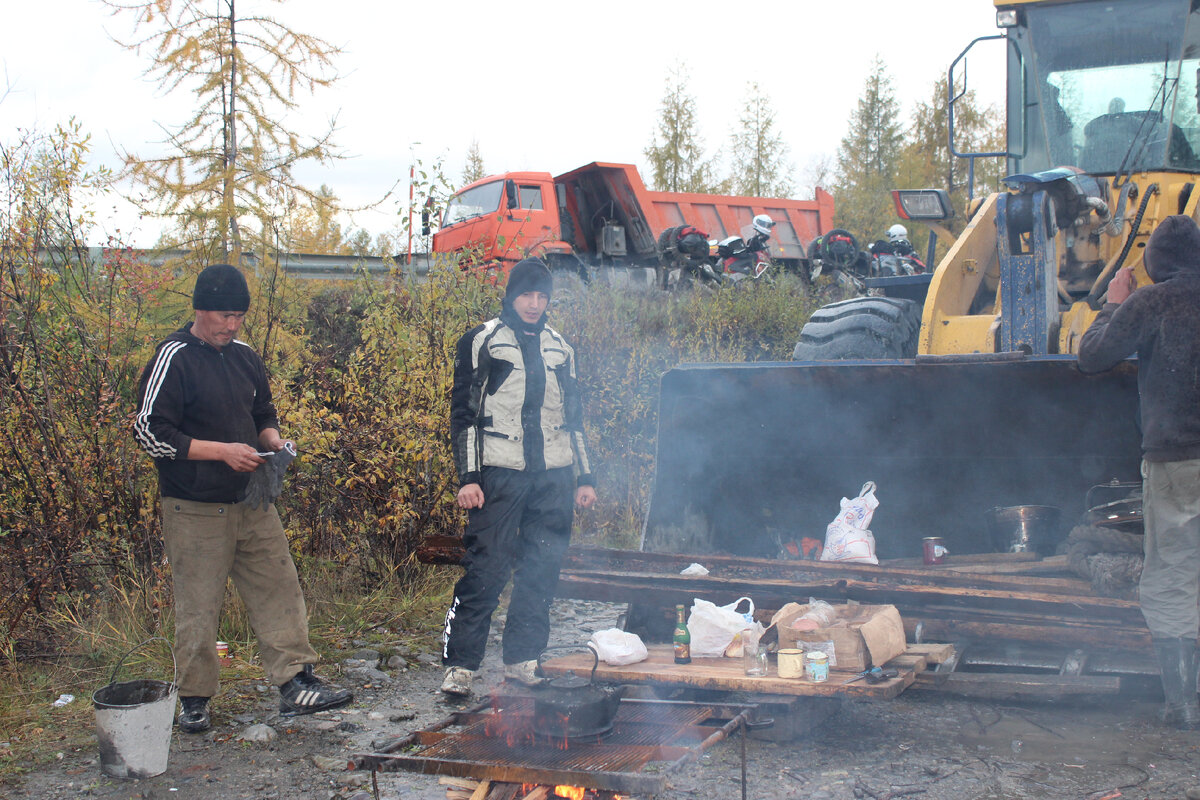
0, 557, 453, 782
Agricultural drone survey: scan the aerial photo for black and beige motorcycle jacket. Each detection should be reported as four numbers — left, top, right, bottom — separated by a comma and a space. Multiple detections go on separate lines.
450, 312, 593, 488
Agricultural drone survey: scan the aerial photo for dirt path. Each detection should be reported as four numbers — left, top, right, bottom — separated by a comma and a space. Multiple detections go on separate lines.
11, 600, 1200, 800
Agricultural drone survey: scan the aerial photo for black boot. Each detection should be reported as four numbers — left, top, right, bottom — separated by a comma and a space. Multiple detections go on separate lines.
1152, 637, 1200, 730
177, 696, 210, 733
278, 664, 353, 717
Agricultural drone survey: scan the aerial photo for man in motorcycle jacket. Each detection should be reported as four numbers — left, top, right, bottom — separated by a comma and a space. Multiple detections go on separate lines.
440, 258, 598, 697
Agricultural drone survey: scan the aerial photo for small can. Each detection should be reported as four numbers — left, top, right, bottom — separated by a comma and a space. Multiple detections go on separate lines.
216, 641, 230, 664
805, 651, 829, 683
922, 536, 948, 565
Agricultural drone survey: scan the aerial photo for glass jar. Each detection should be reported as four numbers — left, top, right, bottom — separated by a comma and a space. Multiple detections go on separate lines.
743, 642, 768, 676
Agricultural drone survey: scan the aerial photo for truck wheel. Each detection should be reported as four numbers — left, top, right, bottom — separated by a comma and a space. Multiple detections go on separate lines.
792, 297, 922, 360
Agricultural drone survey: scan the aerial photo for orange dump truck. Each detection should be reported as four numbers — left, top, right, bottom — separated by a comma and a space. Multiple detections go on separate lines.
431, 161, 834, 280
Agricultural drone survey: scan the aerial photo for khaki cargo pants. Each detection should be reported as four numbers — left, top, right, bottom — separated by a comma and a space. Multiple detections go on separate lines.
163, 498, 317, 698
1140, 459, 1200, 640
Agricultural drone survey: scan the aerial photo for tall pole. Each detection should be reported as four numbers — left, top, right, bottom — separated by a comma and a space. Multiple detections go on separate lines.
407, 165, 415, 266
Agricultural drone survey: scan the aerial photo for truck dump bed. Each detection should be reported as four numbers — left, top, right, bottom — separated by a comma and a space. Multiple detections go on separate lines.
642, 356, 1142, 561
553, 162, 833, 265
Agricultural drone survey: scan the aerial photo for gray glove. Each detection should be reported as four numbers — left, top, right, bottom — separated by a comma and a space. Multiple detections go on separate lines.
242, 442, 297, 510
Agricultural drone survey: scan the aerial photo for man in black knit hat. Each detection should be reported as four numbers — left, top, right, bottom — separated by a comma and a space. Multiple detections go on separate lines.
1079, 215, 1200, 730
134, 264, 351, 733
440, 257, 597, 697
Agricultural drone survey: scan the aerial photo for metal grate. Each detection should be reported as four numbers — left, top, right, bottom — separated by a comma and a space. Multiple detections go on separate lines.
351, 695, 752, 796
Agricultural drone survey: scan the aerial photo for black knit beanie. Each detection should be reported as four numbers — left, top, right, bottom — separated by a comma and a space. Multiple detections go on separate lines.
193, 264, 251, 312
504, 258, 553, 301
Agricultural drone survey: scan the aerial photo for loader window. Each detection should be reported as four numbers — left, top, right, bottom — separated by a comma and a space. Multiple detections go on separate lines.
1017, 0, 1200, 174
442, 180, 503, 227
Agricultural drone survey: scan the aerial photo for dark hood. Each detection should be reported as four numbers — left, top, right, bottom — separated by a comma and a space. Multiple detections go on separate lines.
1145, 214, 1200, 282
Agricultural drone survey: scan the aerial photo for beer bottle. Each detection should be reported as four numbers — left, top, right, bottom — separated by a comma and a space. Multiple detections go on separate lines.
673, 604, 691, 664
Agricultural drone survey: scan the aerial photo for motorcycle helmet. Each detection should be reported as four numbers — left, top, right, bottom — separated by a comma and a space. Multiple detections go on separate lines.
886, 224, 908, 243
752, 214, 776, 236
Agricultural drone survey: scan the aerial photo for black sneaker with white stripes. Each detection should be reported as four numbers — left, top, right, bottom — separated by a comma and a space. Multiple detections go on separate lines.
277, 665, 353, 717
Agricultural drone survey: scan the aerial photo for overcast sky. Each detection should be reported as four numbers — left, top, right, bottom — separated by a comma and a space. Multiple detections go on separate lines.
2, 1, 1008, 247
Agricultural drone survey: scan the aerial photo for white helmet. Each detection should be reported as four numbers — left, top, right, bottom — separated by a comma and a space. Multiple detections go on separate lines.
752, 214, 776, 236
886, 224, 908, 243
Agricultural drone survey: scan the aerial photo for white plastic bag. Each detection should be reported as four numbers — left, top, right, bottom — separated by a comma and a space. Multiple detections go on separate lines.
820, 481, 880, 565
725, 621, 766, 658
688, 597, 755, 658
588, 628, 649, 666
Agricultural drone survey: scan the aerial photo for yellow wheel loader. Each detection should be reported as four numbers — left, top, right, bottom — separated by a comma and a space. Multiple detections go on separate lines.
644, 0, 1200, 562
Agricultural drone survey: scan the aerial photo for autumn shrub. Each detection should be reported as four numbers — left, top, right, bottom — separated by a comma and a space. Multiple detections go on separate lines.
278, 264, 499, 581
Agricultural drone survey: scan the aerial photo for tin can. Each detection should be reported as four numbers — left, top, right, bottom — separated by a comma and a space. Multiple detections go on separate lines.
922, 536, 948, 565
805, 651, 829, 683
216, 641, 230, 665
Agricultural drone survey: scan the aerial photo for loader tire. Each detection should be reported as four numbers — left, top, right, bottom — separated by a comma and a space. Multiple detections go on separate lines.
792, 296, 922, 360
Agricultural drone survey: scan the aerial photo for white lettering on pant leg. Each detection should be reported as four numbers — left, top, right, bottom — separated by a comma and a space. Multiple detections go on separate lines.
442, 597, 460, 660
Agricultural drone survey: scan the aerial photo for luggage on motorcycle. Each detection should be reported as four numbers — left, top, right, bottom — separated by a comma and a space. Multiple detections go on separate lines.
717, 235, 742, 259
658, 225, 710, 260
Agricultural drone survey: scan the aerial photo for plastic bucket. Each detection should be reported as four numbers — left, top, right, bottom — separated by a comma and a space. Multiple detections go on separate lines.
93, 638, 178, 779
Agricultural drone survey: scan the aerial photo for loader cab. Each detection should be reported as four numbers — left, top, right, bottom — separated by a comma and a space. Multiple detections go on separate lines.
1002, 0, 1200, 177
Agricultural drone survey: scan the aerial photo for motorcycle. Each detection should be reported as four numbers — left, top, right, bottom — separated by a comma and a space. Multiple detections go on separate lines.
868, 236, 926, 277
715, 214, 776, 284
807, 228, 870, 294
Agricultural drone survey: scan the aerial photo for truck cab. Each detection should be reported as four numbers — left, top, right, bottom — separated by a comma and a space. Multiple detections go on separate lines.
433, 172, 574, 271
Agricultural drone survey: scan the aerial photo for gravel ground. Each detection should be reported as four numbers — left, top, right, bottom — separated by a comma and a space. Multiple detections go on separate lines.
11, 599, 1200, 800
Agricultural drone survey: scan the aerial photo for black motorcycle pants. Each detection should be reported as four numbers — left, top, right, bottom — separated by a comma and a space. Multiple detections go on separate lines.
442, 466, 576, 670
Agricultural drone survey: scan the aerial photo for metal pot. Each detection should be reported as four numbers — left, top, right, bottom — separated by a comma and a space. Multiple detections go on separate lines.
533, 645, 626, 740
1084, 482, 1143, 533
985, 505, 1062, 555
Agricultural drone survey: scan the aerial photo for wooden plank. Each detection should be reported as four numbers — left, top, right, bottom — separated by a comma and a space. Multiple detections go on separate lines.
552, 566, 1142, 623
901, 643, 956, 665
540, 645, 914, 699
886, 653, 928, 672
913, 670, 1122, 699
564, 547, 1096, 596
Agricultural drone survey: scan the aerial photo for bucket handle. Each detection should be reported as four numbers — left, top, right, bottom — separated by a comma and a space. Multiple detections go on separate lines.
108, 636, 178, 690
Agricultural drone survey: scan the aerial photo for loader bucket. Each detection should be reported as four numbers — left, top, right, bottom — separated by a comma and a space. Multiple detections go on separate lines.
643, 356, 1141, 561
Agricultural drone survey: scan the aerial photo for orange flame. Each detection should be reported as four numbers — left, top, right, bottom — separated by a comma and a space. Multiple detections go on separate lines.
553, 787, 586, 800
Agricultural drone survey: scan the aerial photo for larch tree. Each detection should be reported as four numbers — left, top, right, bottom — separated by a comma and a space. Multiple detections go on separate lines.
644, 65, 724, 194
831, 57, 904, 245
104, 0, 341, 266
895, 73, 1005, 262
282, 183, 346, 254
462, 140, 486, 187
727, 82, 793, 198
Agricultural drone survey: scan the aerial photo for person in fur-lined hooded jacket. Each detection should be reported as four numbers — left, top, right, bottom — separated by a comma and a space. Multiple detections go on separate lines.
1079, 214, 1200, 729
439, 257, 597, 698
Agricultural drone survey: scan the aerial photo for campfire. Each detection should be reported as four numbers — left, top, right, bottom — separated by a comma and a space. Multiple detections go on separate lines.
441, 778, 631, 799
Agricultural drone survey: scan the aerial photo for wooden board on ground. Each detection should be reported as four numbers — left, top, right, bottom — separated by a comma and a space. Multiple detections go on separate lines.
540, 644, 915, 699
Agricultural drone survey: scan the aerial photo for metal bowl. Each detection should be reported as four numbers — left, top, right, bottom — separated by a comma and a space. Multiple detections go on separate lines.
985, 505, 1062, 555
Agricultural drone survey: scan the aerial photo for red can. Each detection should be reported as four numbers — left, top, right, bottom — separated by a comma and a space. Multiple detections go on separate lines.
922, 537, 948, 565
